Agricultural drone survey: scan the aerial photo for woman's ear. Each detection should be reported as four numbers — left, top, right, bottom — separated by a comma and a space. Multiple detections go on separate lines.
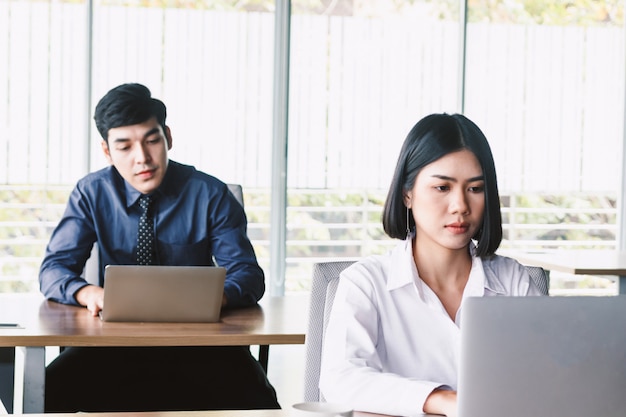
404, 191, 412, 208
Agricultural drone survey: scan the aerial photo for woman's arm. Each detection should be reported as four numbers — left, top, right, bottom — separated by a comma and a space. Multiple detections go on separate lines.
424, 388, 457, 417
320, 270, 447, 416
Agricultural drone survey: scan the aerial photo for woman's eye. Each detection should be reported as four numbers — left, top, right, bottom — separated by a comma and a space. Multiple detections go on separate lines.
469, 185, 484, 193
435, 185, 449, 191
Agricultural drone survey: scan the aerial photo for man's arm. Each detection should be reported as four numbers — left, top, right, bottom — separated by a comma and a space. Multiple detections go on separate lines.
39, 186, 97, 305
210, 186, 265, 308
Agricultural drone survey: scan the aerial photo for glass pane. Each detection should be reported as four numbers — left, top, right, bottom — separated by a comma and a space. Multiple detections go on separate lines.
90, 1, 275, 281
0, 0, 88, 292
286, 0, 461, 291
0, 0, 275, 292
91, 1, 273, 189
464, 0, 624, 294
1, 1, 89, 185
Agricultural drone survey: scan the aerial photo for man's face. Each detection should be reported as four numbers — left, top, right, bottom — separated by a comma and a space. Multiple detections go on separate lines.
101, 117, 172, 195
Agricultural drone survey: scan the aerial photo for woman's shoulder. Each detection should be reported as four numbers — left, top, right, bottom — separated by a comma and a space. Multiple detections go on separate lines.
344, 239, 414, 284
342, 253, 392, 288
481, 253, 525, 271
344, 254, 387, 277
481, 253, 533, 295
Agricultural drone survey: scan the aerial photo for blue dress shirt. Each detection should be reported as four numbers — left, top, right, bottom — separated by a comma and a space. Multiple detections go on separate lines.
39, 160, 265, 307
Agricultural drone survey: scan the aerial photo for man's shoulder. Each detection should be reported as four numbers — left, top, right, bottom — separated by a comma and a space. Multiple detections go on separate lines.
167, 160, 226, 189
76, 166, 120, 192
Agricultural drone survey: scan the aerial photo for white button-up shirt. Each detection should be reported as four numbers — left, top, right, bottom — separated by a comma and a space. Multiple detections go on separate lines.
319, 239, 542, 416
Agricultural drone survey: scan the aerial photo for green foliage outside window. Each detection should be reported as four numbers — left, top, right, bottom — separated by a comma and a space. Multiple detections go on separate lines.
45, 0, 625, 25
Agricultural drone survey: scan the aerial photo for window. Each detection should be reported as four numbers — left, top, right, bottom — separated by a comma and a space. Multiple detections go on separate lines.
465, 0, 624, 294
286, 1, 461, 289
1, 0, 624, 295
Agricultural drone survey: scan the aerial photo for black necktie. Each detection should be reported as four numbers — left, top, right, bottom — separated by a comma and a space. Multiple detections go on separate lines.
137, 195, 155, 265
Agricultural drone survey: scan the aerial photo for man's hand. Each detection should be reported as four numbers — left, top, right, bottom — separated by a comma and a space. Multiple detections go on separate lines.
75, 285, 105, 316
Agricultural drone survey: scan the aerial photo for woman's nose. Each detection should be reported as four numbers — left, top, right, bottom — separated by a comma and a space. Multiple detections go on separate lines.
450, 190, 470, 215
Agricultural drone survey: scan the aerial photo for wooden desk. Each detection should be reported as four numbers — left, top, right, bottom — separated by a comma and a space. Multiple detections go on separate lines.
11, 408, 427, 417
503, 249, 626, 294
0, 294, 307, 414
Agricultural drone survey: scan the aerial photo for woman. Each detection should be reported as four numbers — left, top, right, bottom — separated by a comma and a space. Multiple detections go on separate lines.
319, 113, 542, 417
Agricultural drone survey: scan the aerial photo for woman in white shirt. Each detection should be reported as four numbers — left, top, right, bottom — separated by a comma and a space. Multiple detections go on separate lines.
319, 113, 542, 417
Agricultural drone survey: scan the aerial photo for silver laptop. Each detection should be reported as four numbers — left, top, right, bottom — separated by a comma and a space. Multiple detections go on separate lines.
100, 265, 226, 323
458, 295, 626, 417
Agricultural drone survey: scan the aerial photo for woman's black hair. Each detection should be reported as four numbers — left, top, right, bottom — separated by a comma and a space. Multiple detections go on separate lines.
382, 113, 502, 256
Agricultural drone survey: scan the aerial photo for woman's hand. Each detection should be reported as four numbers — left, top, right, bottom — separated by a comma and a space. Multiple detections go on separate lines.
423, 388, 457, 417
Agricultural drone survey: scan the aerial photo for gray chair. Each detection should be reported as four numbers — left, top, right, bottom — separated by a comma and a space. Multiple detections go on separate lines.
303, 260, 550, 402
526, 265, 550, 296
226, 183, 244, 208
303, 260, 355, 402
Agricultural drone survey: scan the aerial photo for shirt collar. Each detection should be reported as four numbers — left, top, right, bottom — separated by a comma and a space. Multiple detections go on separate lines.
463, 243, 511, 295
386, 239, 492, 296
124, 181, 143, 208
386, 237, 420, 291
463, 249, 486, 297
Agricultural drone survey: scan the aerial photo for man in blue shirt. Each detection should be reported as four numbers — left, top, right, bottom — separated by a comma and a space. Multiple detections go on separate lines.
39, 83, 280, 412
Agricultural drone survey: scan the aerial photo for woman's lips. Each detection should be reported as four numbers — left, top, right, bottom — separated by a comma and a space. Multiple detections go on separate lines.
445, 222, 469, 234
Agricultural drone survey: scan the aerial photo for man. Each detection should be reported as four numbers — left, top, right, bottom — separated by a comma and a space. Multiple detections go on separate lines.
39, 83, 280, 412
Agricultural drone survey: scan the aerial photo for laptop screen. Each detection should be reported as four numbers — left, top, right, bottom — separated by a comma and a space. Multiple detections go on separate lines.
100, 265, 226, 323
458, 295, 626, 417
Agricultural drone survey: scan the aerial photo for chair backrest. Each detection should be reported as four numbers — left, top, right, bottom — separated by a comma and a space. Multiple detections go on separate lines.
83, 184, 245, 284
227, 183, 244, 207
303, 260, 355, 402
526, 265, 550, 295
302, 260, 550, 402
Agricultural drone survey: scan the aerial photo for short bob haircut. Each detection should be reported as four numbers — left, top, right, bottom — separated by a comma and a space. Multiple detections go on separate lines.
382, 113, 502, 256
94, 83, 167, 143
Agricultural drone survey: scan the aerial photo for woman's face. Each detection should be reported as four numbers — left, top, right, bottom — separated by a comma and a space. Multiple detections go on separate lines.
405, 149, 485, 252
